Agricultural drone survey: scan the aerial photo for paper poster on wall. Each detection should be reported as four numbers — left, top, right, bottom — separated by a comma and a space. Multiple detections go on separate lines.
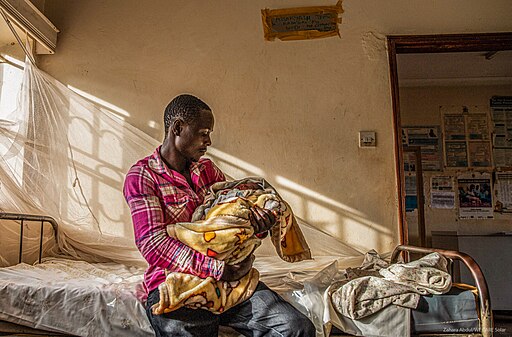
495, 172, 512, 213
491, 96, 512, 168
444, 141, 468, 167
467, 114, 490, 140
405, 173, 417, 212
443, 114, 466, 140
430, 176, 455, 209
457, 173, 493, 219
403, 151, 417, 172
441, 106, 492, 169
402, 126, 442, 171
468, 142, 492, 167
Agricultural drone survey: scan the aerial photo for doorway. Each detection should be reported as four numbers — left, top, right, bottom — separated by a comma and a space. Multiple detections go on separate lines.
387, 33, 512, 247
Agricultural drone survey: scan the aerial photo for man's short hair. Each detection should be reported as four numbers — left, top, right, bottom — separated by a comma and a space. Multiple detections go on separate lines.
164, 94, 211, 137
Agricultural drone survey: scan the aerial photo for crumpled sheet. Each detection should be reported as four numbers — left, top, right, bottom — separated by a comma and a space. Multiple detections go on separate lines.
329, 250, 451, 320
273, 256, 412, 337
153, 177, 312, 315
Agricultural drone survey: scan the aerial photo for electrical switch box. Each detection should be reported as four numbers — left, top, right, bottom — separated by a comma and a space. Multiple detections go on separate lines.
359, 131, 376, 147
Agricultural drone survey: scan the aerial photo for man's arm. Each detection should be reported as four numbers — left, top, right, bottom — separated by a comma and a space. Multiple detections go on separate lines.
124, 165, 224, 280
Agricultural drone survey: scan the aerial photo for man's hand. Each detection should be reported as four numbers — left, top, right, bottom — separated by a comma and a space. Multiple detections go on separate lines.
249, 206, 277, 234
220, 254, 255, 281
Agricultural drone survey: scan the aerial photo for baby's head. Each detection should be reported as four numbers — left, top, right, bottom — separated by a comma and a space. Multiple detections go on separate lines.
234, 182, 262, 191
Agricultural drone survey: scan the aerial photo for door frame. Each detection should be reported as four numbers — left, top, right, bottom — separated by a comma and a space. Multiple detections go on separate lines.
387, 32, 512, 245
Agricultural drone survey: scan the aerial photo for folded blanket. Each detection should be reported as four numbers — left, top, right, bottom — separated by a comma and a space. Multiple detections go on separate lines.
329, 251, 451, 319
152, 177, 311, 314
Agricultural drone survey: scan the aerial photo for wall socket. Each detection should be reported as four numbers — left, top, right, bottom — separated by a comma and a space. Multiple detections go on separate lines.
359, 131, 376, 147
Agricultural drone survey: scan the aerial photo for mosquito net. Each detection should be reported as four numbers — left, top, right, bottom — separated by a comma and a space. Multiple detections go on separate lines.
0, 56, 365, 269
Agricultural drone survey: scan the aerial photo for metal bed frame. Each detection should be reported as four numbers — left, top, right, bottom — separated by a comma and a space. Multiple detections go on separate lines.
0, 212, 59, 264
391, 245, 493, 337
0, 212, 71, 337
0, 212, 494, 337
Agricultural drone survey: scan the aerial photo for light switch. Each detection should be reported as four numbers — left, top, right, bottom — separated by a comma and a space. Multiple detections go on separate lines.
359, 131, 376, 147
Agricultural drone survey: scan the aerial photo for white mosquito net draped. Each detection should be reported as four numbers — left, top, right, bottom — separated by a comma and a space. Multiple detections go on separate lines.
0, 59, 159, 266
0, 59, 364, 268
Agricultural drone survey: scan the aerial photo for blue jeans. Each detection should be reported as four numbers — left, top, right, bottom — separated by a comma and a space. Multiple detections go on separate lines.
146, 281, 316, 337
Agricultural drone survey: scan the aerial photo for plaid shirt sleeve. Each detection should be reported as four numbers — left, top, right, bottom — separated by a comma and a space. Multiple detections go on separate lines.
123, 164, 224, 280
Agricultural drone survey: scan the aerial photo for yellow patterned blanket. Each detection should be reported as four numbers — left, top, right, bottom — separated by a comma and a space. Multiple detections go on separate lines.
152, 177, 311, 314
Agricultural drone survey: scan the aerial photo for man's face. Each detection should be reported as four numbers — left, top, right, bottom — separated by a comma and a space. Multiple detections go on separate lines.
176, 109, 214, 162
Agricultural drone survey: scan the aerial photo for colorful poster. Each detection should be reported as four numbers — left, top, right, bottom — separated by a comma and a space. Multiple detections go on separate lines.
457, 173, 493, 219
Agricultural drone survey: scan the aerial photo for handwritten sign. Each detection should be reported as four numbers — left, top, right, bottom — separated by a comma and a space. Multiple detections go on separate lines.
261, 1, 343, 41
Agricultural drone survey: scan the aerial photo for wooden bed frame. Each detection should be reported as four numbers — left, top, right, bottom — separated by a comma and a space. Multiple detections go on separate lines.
0, 212, 494, 337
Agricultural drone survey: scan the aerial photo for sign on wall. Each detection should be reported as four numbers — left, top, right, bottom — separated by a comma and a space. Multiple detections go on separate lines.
457, 172, 493, 219
441, 105, 493, 169
491, 96, 512, 168
261, 1, 343, 41
402, 126, 443, 171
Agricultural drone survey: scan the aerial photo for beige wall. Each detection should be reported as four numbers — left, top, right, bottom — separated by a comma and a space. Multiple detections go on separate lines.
400, 84, 512, 240
38, 0, 512, 253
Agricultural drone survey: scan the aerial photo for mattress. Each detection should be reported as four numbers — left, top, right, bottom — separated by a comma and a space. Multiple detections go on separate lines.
0, 258, 154, 337
0, 253, 353, 337
0, 215, 368, 337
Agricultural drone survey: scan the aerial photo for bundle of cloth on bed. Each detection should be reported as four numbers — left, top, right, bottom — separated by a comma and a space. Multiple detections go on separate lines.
328, 250, 452, 319
152, 177, 312, 315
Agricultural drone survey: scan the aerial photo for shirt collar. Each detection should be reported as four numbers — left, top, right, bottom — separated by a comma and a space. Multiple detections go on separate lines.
148, 146, 204, 177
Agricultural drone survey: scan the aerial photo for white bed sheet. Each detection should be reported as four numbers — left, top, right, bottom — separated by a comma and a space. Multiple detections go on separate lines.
0, 214, 371, 337
0, 258, 154, 337
0, 250, 367, 337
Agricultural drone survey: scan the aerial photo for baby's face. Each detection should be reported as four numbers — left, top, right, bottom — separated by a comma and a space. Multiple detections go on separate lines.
234, 183, 261, 191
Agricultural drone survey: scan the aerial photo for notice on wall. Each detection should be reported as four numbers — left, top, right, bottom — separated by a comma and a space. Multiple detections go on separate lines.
491, 96, 512, 168
402, 126, 442, 171
468, 141, 492, 167
441, 106, 492, 169
403, 151, 417, 172
444, 141, 468, 168
405, 173, 417, 212
457, 173, 493, 219
495, 172, 512, 213
443, 114, 466, 141
261, 1, 343, 41
430, 175, 455, 209
467, 114, 491, 140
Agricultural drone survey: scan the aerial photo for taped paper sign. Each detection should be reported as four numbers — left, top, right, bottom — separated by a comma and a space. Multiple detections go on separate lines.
261, 1, 343, 41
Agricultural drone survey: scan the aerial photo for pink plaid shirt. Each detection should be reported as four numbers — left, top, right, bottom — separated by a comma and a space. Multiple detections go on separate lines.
123, 146, 226, 293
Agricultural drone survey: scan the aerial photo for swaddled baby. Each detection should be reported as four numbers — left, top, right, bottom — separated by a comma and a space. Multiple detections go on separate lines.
153, 178, 309, 315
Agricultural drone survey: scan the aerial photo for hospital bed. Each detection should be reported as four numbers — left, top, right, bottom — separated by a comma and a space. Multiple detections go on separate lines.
0, 211, 493, 337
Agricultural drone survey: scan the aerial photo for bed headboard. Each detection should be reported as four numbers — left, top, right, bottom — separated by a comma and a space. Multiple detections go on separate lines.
0, 212, 59, 264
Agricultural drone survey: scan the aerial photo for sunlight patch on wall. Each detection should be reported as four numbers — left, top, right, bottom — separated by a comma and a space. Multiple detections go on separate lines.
275, 175, 393, 250
206, 147, 266, 178
67, 85, 131, 119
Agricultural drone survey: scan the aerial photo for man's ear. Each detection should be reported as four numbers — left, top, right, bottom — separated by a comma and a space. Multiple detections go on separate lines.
171, 119, 183, 136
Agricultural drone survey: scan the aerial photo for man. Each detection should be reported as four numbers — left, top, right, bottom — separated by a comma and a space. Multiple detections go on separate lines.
124, 94, 315, 337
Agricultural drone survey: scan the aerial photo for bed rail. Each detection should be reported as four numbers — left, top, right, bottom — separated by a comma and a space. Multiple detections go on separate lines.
0, 212, 59, 264
391, 244, 493, 337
